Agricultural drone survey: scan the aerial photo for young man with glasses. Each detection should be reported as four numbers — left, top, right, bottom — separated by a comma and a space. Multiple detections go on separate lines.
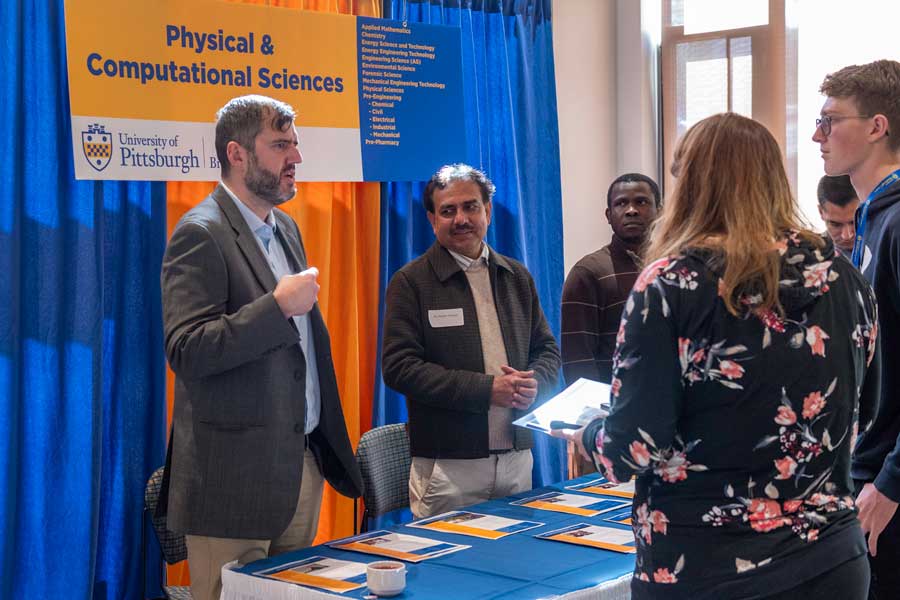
814, 59, 900, 599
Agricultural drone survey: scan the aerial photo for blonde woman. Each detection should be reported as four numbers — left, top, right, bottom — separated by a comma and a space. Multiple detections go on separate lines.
557, 113, 879, 599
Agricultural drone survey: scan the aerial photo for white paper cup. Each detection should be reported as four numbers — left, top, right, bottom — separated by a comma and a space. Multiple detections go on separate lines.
366, 560, 406, 597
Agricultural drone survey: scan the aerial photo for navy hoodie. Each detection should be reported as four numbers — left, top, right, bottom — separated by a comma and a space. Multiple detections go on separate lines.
852, 178, 900, 500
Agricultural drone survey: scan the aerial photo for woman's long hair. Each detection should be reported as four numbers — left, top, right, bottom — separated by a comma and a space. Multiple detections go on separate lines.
646, 113, 821, 316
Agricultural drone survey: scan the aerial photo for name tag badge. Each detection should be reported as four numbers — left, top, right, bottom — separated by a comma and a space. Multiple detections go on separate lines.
428, 308, 464, 328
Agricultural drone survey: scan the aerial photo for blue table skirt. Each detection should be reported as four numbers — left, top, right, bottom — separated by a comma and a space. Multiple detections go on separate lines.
233, 476, 636, 600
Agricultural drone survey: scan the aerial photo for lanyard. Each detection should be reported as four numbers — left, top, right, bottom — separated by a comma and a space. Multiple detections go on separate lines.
851, 168, 900, 268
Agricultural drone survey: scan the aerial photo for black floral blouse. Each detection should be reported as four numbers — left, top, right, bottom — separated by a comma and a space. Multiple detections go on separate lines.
583, 233, 880, 599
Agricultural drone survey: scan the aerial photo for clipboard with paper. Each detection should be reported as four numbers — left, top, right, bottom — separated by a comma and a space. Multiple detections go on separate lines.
512, 377, 611, 435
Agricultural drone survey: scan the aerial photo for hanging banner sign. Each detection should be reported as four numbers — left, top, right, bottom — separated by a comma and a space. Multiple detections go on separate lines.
63, 0, 466, 182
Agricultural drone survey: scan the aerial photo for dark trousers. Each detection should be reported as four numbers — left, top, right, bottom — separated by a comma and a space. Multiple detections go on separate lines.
855, 479, 900, 599
866, 500, 900, 599
762, 554, 869, 600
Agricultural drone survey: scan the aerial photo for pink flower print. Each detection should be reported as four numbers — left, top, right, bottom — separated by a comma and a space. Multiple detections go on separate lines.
749, 498, 781, 518
775, 406, 797, 426
649, 510, 670, 535
616, 321, 626, 346
868, 322, 878, 366
757, 309, 786, 333
748, 499, 789, 532
774, 456, 797, 480
803, 261, 832, 289
692, 348, 706, 364
598, 453, 617, 481
741, 293, 763, 307
594, 430, 620, 483
637, 572, 650, 582
667, 266, 698, 290
633, 258, 670, 292
629, 441, 651, 467
805, 326, 829, 357
611, 377, 622, 398
783, 500, 802, 513
685, 371, 703, 383
807, 493, 838, 508
807, 529, 819, 541
678, 338, 692, 373
718, 360, 744, 380
802, 391, 826, 419
653, 568, 678, 584
635, 503, 652, 543
655, 451, 689, 483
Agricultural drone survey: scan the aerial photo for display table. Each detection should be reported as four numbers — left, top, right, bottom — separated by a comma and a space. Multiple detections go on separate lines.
222, 476, 635, 600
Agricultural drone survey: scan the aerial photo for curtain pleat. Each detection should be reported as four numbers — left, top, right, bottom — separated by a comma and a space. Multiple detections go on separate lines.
2, 2, 168, 598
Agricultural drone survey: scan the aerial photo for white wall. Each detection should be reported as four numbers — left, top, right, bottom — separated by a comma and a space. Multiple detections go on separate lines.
554, 0, 659, 274
553, 0, 617, 273
616, 0, 660, 177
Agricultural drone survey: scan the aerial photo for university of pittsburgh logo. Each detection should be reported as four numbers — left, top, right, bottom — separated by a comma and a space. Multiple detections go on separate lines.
82, 124, 112, 172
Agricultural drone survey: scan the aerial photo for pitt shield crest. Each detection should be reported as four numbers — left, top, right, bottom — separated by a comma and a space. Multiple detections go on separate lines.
82, 124, 112, 172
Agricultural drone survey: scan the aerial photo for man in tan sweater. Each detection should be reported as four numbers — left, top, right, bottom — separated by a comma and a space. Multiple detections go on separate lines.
382, 164, 560, 518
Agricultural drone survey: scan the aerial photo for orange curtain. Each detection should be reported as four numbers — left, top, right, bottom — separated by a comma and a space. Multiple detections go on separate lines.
165, 0, 381, 585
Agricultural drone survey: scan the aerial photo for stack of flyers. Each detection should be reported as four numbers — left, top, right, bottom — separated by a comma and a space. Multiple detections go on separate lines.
512, 377, 610, 435
510, 491, 629, 517
601, 506, 633, 526
328, 530, 470, 563
566, 477, 635, 499
408, 511, 544, 540
254, 556, 368, 593
536, 523, 636, 553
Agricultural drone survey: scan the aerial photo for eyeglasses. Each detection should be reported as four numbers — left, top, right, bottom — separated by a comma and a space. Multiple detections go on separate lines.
815, 114, 872, 137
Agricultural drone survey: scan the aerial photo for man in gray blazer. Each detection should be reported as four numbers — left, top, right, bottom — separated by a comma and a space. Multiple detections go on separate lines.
160, 95, 362, 600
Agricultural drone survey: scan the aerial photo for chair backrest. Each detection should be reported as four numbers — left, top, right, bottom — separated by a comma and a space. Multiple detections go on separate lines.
356, 423, 411, 518
145, 466, 188, 565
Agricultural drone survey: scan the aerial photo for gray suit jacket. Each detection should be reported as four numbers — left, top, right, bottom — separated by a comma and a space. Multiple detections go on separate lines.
160, 185, 362, 539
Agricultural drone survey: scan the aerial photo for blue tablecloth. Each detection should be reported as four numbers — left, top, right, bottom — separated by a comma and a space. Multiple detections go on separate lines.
223, 476, 635, 600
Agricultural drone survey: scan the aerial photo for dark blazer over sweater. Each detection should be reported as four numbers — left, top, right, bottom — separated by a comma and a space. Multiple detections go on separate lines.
382, 242, 560, 459
160, 185, 362, 539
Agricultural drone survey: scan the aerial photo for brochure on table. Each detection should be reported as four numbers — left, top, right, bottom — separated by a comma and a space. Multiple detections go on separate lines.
511, 491, 629, 517
566, 477, 635, 499
408, 511, 544, 540
254, 556, 368, 593
537, 523, 637, 553
329, 530, 470, 563
513, 377, 610, 434
602, 506, 634, 526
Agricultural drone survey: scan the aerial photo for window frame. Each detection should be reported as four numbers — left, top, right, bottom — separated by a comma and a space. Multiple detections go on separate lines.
660, 0, 787, 195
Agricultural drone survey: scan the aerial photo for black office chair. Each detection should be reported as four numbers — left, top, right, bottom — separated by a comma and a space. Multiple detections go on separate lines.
354, 423, 412, 533
143, 466, 192, 600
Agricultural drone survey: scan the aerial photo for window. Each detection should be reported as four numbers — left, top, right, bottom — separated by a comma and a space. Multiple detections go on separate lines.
661, 0, 788, 195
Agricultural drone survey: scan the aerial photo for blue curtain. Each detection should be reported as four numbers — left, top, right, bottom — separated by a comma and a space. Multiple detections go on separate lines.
374, 0, 566, 490
1, 2, 167, 599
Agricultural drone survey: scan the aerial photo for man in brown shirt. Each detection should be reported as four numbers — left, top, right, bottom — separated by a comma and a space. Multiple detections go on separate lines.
560, 173, 659, 476
561, 173, 660, 386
